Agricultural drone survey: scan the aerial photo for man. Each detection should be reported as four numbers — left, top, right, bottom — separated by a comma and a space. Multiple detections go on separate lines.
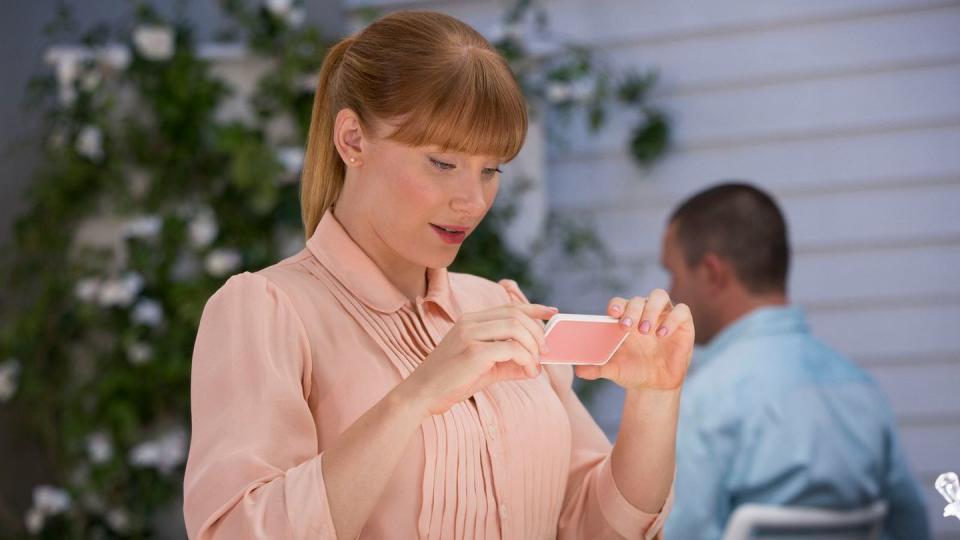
660, 183, 929, 539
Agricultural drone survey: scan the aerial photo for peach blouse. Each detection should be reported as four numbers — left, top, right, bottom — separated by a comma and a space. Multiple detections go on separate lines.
183, 209, 673, 539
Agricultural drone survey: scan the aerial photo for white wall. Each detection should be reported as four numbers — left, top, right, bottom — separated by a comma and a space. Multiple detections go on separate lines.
344, 1, 960, 537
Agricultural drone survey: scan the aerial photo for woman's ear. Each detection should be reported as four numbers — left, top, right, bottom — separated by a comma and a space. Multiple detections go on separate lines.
333, 108, 365, 166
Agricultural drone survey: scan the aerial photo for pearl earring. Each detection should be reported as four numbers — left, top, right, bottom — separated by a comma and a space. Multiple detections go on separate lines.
349, 157, 357, 163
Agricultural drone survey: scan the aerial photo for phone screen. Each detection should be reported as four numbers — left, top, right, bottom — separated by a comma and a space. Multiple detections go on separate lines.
540, 317, 630, 365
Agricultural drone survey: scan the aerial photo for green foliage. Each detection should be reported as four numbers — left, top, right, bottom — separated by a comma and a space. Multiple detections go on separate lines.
489, 2, 671, 166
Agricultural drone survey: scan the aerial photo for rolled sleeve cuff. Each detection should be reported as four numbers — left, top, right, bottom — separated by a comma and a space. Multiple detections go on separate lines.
283, 453, 337, 539
595, 455, 675, 539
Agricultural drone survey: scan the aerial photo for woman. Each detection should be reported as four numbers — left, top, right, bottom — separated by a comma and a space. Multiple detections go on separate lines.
183, 10, 694, 540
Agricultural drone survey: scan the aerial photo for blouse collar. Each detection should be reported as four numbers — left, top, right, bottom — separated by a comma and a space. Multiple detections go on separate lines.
306, 209, 462, 321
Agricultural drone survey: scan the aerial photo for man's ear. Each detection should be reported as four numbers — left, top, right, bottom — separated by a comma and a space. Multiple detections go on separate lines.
333, 108, 365, 166
701, 252, 732, 291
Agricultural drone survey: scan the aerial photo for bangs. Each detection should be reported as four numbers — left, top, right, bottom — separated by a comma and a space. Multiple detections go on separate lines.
384, 51, 528, 162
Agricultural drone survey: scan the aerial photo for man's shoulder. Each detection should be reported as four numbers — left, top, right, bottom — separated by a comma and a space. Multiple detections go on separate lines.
687, 331, 880, 412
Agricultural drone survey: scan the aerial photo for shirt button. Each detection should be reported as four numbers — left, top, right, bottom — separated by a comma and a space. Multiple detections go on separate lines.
499, 503, 508, 519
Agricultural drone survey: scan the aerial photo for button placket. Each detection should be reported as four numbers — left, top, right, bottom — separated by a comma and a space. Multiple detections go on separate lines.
474, 392, 509, 533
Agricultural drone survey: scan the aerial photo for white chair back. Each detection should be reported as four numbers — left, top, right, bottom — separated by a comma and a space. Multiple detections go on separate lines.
720, 500, 888, 540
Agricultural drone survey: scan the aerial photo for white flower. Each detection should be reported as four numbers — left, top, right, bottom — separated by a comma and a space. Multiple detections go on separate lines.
26, 485, 73, 533
204, 248, 242, 277
97, 271, 144, 308
25, 507, 44, 534
100, 45, 131, 71
85, 431, 114, 464
123, 215, 163, 240
286, 7, 305, 27
53, 54, 80, 105
106, 507, 130, 533
76, 125, 103, 161
127, 342, 153, 365
0, 358, 21, 403
545, 82, 572, 103
131, 298, 164, 327
569, 78, 596, 101
80, 68, 101, 92
276, 146, 304, 183
130, 427, 187, 474
188, 209, 218, 249
133, 25, 174, 61
74, 278, 101, 303
545, 78, 595, 103
264, 0, 293, 16
33, 485, 72, 515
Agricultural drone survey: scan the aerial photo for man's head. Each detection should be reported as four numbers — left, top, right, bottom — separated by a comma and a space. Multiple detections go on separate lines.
661, 182, 790, 344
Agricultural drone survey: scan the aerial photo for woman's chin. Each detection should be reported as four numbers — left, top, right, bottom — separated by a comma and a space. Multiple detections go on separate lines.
424, 248, 460, 269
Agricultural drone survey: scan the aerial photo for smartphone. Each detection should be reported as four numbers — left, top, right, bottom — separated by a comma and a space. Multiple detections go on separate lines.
540, 314, 630, 365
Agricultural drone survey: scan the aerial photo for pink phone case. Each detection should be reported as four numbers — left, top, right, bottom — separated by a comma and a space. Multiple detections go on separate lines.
540, 315, 630, 365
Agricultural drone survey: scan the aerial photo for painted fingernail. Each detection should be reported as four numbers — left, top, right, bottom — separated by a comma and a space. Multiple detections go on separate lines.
656, 326, 669, 337
639, 320, 651, 334
621, 317, 633, 328
611, 305, 622, 314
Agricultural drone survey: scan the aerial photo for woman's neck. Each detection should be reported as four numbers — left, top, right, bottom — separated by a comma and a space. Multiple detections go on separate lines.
332, 206, 427, 304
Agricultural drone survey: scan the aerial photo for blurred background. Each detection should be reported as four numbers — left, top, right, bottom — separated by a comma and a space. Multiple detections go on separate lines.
1, 0, 957, 538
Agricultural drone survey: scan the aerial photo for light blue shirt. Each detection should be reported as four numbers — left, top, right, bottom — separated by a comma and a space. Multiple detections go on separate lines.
663, 306, 930, 540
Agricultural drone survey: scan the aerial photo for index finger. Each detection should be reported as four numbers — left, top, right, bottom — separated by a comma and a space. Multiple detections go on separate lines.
480, 304, 558, 353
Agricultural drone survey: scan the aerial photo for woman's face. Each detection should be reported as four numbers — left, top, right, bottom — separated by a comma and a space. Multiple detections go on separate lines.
336, 112, 504, 270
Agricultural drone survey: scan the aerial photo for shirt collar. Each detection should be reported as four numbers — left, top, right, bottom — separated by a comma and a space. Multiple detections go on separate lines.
306, 209, 462, 320
695, 305, 809, 367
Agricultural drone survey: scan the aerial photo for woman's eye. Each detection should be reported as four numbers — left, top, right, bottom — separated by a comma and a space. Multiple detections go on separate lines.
430, 158, 455, 170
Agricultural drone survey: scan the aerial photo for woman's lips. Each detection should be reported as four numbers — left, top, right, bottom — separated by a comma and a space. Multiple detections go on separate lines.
430, 223, 467, 244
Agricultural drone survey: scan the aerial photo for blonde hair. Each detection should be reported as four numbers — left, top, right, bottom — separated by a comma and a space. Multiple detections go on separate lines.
299, 10, 529, 238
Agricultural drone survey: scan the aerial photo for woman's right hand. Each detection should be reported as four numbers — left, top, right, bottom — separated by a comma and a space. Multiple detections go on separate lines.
400, 303, 559, 417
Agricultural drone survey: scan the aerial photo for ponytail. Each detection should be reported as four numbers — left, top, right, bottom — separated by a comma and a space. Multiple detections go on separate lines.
300, 36, 355, 239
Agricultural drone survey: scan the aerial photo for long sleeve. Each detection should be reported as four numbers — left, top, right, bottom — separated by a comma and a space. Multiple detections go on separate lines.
663, 389, 733, 540
546, 363, 673, 539
183, 272, 337, 539
880, 419, 931, 539
498, 279, 672, 539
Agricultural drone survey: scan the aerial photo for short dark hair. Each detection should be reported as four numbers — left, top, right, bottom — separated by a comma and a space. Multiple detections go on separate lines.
669, 182, 789, 294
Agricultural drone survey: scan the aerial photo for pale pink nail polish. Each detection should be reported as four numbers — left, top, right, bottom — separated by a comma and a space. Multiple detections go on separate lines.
656, 326, 669, 337
621, 317, 633, 328
639, 320, 651, 334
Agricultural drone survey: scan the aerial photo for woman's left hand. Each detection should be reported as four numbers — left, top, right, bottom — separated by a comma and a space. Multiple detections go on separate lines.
575, 289, 695, 391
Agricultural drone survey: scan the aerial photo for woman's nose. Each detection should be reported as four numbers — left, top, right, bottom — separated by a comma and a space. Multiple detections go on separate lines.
450, 179, 487, 214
